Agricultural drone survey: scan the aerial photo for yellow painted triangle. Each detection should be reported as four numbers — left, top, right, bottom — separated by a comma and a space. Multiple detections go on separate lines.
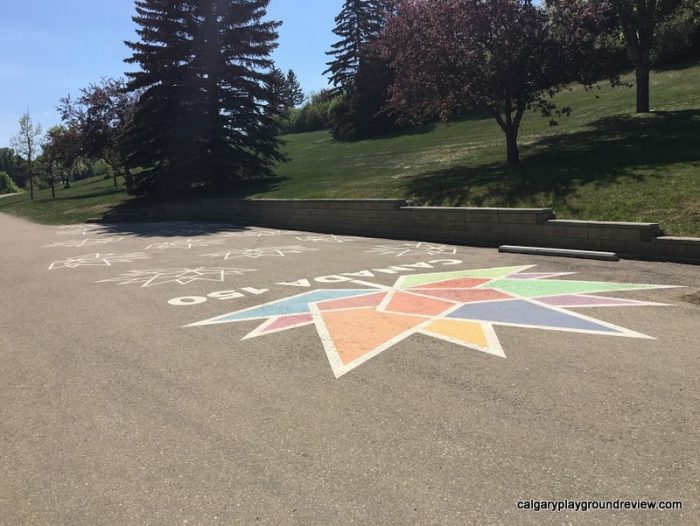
422, 319, 505, 357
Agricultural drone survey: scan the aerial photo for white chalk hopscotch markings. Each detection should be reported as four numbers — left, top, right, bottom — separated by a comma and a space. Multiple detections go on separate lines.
222, 230, 288, 238
367, 242, 458, 257
56, 225, 108, 236
98, 267, 257, 288
200, 246, 319, 260
49, 252, 149, 270
44, 237, 126, 248
296, 234, 362, 243
146, 238, 225, 250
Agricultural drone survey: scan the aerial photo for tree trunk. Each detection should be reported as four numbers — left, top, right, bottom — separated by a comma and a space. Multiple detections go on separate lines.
505, 128, 520, 164
28, 158, 34, 200
49, 159, 55, 199
635, 62, 651, 113
123, 166, 134, 193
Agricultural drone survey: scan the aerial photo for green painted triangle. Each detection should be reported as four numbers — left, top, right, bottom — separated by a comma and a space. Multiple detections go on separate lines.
484, 279, 664, 298
401, 266, 533, 288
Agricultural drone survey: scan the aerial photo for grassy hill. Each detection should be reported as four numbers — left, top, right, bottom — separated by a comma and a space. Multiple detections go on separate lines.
2, 61, 699, 235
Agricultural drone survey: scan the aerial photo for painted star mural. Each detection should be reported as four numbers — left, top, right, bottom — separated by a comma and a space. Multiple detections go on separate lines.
97, 267, 257, 287
189, 265, 677, 378
145, 238, 225, 250
200, 246, 319, 260
367, 242, 458, 257
48, 252, 149, 270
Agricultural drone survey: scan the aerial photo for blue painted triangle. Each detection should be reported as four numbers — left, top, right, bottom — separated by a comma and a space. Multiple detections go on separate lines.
202, 289, 374, 324
447, 299, 623, 333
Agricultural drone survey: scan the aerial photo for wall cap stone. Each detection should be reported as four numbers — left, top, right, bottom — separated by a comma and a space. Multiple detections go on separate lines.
402, 206, 553, 213
655, 236, 700, 245
547, 219, 661, 229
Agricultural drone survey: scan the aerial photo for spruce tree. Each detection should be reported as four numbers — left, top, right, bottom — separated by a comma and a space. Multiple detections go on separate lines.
191, 0, 283, 188
122, 0, 196, 195
324, 0, 392, 94
285, 70, 305, 108
122, 0, 283, 196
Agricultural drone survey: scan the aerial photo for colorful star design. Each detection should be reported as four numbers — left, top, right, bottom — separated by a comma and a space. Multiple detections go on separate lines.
97, 267, 257, 287
188, 265, 677, 378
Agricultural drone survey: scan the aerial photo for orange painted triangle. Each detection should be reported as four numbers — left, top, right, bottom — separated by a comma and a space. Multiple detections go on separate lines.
385, 291, 454, 316
319, 307, 424, 366
410, 278, 489, 290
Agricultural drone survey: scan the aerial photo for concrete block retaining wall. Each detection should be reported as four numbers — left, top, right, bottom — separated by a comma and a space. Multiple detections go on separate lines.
103, 199, 700, 265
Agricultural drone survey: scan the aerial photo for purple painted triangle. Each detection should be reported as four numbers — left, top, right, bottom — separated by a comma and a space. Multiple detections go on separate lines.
537, 295, 654, 308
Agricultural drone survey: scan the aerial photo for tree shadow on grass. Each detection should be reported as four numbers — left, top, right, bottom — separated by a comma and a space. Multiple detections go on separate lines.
65, 188, 126, 200
405, 110, 700, 208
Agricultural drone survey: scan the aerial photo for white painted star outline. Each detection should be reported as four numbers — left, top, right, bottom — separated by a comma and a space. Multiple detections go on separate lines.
367, 242, 458, 257
97, 267, 257, 287
222, 230, 287, 238
146, 238, 225, 250
44, 237, 126, 248
296, 234, 362, 243
56, 225, 108, 236
200, 245, 319, 260
49, 252, 149, 270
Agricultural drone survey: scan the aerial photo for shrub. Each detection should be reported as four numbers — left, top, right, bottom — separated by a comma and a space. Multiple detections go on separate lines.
281, 90, 342, 134
0, 171, 21, 193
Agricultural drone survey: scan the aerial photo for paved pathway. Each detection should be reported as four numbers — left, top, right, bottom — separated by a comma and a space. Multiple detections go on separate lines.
0, 212, 697, 525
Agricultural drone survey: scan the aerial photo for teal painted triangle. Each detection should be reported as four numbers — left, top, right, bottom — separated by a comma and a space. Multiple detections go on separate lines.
484, 279, 663, 299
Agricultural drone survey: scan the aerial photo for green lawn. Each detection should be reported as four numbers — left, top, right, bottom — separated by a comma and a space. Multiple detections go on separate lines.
0, 177, 133, 225
2, 62, 699, 235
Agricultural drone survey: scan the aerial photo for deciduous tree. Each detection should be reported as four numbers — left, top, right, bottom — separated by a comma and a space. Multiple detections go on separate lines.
10, 113, 42, 199
606, 0, 683, 112
381, 0, 570, 164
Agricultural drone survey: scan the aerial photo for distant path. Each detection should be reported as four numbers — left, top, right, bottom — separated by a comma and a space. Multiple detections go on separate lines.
0, 192, 19, 199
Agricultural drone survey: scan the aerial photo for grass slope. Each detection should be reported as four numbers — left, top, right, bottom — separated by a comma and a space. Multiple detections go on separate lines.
0, 177, 132, 225
2, 63, 699, 234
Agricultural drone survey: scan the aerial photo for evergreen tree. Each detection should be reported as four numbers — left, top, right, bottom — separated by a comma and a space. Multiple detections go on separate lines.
192, 0, 283, 188
285, 70, 305, 107
324, 0, 393, 94
122, 0, 283, 196
268, 66, 290, 115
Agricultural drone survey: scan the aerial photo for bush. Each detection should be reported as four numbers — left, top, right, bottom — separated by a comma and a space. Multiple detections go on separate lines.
0, 171, 21, 193
329, 56, 401, 142
653, 0, 700, 66
281, 90, 342, 134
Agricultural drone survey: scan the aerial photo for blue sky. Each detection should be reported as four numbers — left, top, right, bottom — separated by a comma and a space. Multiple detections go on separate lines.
0, 0, 344, 146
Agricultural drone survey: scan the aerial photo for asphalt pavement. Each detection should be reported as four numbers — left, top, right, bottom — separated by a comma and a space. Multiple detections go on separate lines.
0, 212, 698, 525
